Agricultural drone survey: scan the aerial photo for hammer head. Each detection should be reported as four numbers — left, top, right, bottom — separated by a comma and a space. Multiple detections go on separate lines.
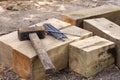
18, 26, 45, 41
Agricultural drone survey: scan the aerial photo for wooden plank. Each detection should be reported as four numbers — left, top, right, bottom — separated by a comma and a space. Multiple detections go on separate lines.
0, 25, 92, 79
62, 4, 120, 27
30, 18, 71, 30
69, 36, 115, 77
84, 18, 120, 68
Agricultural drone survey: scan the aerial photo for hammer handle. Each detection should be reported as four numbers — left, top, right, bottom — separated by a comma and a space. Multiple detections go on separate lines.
29, 33, 55, 74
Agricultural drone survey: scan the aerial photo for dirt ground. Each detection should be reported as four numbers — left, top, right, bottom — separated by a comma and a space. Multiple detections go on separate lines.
0, 0, 120, 80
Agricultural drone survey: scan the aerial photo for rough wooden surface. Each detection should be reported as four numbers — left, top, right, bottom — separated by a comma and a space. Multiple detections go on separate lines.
0, 18, 70, 67
0, 31, 20, 67
30, 18, 71, 30
62, 4, 120, 27
15, 26, 92, 80
0, 23, 92, 79
84, 18, 120, 68
69, 36, 115, 77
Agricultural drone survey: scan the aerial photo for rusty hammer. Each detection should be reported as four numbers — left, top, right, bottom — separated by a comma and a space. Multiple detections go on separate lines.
18, 26, 55, 74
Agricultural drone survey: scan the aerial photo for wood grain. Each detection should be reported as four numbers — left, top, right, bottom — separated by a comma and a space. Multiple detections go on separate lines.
69, 36, 115, 77
84, 18, 120, 68
0, 19, 92, 79
62, 4, 120, 27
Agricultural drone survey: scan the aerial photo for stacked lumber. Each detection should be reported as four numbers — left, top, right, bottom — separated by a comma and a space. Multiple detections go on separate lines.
69, 36, 115, 77
0, 4, 119, 79
62, 4, 120, 27
0, 19, 92, 80
84, 18, 120, 68
61, 4, 120, 78
0, 18, 71, 67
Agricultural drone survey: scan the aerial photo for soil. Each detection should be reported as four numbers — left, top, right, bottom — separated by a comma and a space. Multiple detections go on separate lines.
0, 0, 120, 80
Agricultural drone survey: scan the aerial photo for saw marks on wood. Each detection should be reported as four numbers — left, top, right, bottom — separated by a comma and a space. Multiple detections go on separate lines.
69, 36, 115, 77
84, 18, 120, 68
0, 18, 92, 79
62, 4, 120, 27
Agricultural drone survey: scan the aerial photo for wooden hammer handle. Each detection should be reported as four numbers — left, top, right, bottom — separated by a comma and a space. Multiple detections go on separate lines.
29, 33, 55, 74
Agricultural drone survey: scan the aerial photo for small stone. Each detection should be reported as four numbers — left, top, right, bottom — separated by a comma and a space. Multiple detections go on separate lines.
6, 5, 19, 11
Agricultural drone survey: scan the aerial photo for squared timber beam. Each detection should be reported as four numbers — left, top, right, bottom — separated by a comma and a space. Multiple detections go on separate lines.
62, 4, 120, 27
84, 18, 120, 68
69, 36, 115, 77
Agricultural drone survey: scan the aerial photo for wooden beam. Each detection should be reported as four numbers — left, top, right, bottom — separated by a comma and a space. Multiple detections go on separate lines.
62, 4, 120, 27
30, 18, 71, 30
84, 18, 120, 68
0, 21, 92, 79
69, 36, 115, 77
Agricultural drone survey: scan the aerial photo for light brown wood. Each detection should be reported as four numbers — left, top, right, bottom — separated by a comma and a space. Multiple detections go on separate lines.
0, 24, 92, 79
29, 33, 55, 74
84, 18, 120, 68
69, 36, 115, 77
0, 31, 20, 67
0, 18, 70, 67
13, 49, 32, 79
30, 18, 71, 30
62, 4, 120, 27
